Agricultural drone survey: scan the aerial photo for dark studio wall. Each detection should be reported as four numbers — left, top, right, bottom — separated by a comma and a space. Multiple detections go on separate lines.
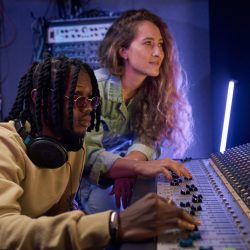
209, 1, 250, 152
0, 0, 211, 158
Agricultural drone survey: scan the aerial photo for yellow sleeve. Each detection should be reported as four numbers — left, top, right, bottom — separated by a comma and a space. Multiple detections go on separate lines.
0, 211, 111, 250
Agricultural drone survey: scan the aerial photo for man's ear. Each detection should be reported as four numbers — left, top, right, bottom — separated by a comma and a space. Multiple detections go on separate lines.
119, 47, 128, 60
31, 89, 37, 104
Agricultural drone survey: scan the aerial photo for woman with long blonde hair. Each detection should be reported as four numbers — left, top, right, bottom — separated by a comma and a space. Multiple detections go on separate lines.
77, 9, 193, 213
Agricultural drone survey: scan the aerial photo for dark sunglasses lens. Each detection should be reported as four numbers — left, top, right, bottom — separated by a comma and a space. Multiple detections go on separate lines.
75, 97, 86, 108
76, 96, 99, 109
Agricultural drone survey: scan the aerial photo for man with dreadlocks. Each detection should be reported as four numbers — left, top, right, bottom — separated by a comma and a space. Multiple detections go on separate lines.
0, 54, 199, 249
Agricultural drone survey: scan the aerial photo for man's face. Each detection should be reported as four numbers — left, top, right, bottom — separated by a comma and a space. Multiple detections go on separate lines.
63, 69, 93, 136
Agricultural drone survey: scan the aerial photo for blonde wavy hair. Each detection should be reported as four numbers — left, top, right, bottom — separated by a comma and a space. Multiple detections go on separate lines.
99, 9, 193, 157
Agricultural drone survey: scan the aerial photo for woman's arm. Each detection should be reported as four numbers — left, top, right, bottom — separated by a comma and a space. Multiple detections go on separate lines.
125, 150, 148, 161
105, 156, 192, 180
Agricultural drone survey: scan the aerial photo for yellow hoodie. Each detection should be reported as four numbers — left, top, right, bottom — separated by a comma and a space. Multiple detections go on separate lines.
0, 121, 111, 250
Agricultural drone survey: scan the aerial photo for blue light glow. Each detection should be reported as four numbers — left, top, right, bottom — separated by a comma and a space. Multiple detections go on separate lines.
220, 80, 235, 153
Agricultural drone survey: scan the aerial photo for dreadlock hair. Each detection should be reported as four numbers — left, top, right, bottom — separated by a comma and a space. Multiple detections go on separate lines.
82, 62, 101, 132
5, 53, 101, 137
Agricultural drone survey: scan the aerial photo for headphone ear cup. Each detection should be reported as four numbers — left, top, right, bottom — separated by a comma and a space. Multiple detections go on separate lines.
27, 137, 68, 168
14, 119, 68, 168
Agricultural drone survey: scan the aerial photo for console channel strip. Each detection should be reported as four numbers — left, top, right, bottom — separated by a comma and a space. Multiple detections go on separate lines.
157, 144, 250, 249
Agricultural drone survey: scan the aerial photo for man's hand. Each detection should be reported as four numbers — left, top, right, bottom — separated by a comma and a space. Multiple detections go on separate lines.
109, 177, 137, 209
119, 193, 200, 241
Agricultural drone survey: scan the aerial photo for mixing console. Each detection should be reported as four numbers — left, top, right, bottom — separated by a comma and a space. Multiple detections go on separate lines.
157, 143, 250, 250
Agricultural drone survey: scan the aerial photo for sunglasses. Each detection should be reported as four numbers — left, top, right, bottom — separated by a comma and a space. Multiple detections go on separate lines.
64, 95, 100, 110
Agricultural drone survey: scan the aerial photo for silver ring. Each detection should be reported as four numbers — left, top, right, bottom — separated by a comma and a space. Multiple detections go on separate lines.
166, 198, 172, 205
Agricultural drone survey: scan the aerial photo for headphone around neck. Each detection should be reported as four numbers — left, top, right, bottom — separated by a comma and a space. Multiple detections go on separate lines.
14, 119, 68, 169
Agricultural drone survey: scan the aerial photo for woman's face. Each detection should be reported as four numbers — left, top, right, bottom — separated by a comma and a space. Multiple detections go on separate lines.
120, 20, 165, 79
63, 70, 93, 136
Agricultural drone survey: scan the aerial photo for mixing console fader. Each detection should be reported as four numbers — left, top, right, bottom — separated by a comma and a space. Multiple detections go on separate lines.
157, 143, 250, 250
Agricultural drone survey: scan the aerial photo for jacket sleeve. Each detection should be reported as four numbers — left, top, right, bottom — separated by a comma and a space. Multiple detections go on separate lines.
84, 129, 160, 186
83, 124, 161, 185
0, 132, 111, 250
83, 127, 121, 185
127, 141, 160, 160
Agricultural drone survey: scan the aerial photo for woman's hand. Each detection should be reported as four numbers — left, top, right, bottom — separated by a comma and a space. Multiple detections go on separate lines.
119, 192, 200, 241
134, 157, 192, 180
